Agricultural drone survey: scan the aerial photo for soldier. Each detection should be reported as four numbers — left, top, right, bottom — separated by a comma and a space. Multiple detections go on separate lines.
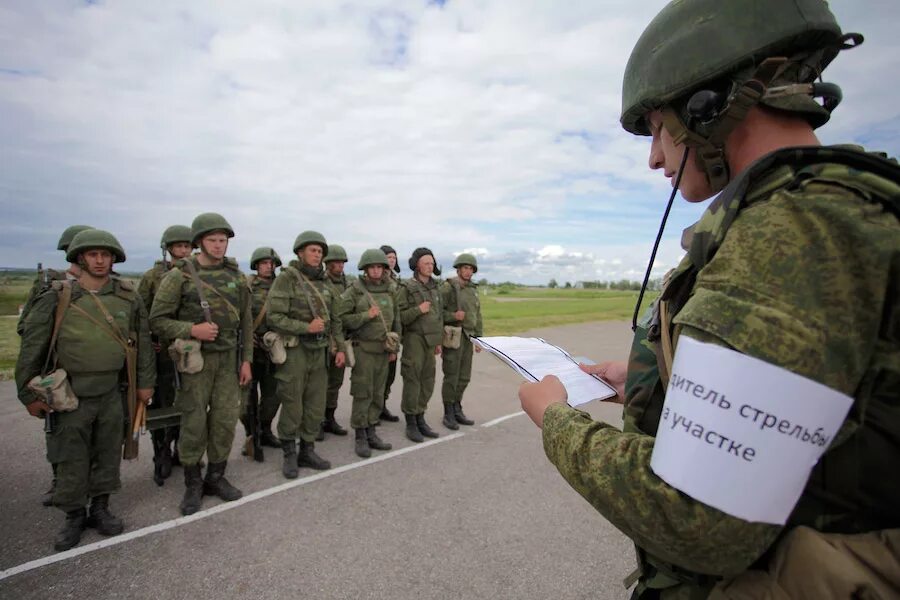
149, 213, 253, 516
317, 243, 350, 440
397, 247, 443, 442
519, 1, 900, 598
341, 249, 399, 458
240, 247, 283, 460
440, 253, 483, 430
138, 225, 192, 485
15, 229, 155, 551
267, 231, 346, 479
378, 244, 402, 423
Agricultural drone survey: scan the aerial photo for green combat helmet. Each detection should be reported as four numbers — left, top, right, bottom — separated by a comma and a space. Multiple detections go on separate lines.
57, 225, 93, 252
620, 0, 857, 193
453, 253, 478, 273
293, 230, 328, 257
250, 247, 283, 270
324, 244, 348, 263
191, 213, 235, 247
66, 229, 127, 263
357, 248, 389, 270
160, 225, 192, 249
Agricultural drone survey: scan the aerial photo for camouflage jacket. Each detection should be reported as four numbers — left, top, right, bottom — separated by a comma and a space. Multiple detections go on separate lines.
441, 277, 483, 337
149, 256, 253, 362
16, 266, 79, 336
137, 260, 171, 315
398, 276, 444, 346
541, 146, 900, 593
342, 275, 401, 352
265, 260, 345, 352
16, 277, 156, 402
247, 274, 274, 335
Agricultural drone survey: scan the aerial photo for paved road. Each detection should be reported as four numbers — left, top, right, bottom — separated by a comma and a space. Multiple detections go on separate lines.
0, 321, 636, 599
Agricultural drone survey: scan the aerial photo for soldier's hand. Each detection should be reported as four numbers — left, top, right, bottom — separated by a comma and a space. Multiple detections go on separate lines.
239, 361, 253, 386
388, 353, 397, 362
474, 345, 482, 354
26, 400, 51, 419
367, 305, 381, 319
581, 360, 627, 402
334, 351, 346, 368
418, 301, 431, 314
454, 310, 465, 321
137, 388, 154, 406
519, 375, 567, 429
435, 345, 442, 356
308, 318, 326, 334
191, 322, 219, 341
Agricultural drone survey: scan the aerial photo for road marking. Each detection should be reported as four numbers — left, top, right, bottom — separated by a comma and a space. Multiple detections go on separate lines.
481, 411, 525, 428
0, 432, 465, 582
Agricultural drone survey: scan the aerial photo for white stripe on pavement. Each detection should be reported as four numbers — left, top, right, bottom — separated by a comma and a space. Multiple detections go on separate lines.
481, 411, 525, 428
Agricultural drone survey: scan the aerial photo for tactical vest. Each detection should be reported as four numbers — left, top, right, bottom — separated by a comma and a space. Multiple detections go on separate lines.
247, 274, 273, 333
444, 277, 482, 335
402, 277, 443, 345
347, 277, 397, 351
625, 146, 900, 594
283, 264, 336, 350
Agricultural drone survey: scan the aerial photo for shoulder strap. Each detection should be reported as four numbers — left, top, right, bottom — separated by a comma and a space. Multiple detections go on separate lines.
180, 258, 213, 323
252, 303, 268, 332
42, 282, 73, 375
360, 284, 391, 336
289, 267, 330, 320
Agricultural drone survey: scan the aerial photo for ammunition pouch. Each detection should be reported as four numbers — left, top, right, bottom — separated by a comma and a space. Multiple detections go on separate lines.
384, 331, 401, 354
168, 338, 204, 374
27, 369, 79, 412
442, 325, 462, 349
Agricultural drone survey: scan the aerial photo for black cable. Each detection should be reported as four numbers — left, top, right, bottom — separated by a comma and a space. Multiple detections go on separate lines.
631, 146, 691, 331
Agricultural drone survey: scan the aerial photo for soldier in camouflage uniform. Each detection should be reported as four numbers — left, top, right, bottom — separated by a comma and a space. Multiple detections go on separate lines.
317, 243, 350, 440
378, 244, 402, 423
138, 225, 192, 485
519, 1, 900, 598
398, 247, 443, 442
341, 249, 399, 458
16, 229, 155, 551
149, 213, 253, 516
440, 253, 483, 430
267, 231, 346, 478
240, 247, 283, 455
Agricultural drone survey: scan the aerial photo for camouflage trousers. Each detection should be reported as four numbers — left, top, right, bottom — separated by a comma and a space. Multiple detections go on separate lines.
242, 355, 279, 433
325, 353, 345, 410
275, 344, 327, 443
441, 334, 474, 405
175, 349, 241, 466
384, 356, 397, 403
150, 346, 179, 446
47, 387, 123, 512
349, 347, 388, 429
400, 333, 436, 416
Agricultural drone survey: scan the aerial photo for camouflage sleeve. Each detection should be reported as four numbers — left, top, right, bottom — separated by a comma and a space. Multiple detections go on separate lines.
15, 277, 42, 336
440, 281, 455, 324
475, 293, 484, 337
398, 284, 421, 327
14, 290, 57, 405
240, 277, 253, 364
148, 269, 193, 341
265, 272, 309, 336
340, 287, 369, 331
136, 269, 154, 315
328, 290, 345, 352
133, 297, 156, 390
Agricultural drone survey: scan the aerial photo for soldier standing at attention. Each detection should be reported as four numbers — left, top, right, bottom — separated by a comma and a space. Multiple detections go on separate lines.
138, 225, 192, 485
341, 249, 399, 458
318, 243, 351, 440
440, 253, 483, 430
378, 244, 402, 423
150, 213, 253, 516
267, 231, 346, 479
398, 247, 443, 442
240, 247, 283, 456
16, 229, 155, 551
519, 1, 900, 597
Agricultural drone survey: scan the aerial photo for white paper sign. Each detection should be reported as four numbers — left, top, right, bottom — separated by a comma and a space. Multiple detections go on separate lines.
650, 336, 853, 525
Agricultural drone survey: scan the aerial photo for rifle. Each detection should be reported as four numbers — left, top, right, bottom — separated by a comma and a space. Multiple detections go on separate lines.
243, 356, 264, 463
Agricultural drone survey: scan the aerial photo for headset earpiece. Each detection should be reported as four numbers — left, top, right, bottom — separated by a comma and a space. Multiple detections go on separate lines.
686, 89, 724, 124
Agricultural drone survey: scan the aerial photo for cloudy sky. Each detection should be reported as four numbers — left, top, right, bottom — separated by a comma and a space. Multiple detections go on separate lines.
1, 0, 898, 285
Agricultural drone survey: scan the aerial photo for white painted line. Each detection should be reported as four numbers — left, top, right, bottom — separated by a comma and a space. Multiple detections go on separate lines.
481, 411, 525, 428
0, 432, 466, 582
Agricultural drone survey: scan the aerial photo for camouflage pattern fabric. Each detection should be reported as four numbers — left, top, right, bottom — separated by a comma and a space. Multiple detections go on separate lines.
137, 260, 169, 315
398, 276, 443, 415
383, 270, 403, 405
541, 146, 900, 598
440, 277, 483, 406
16, 267, 78, 336
243, 275, 279, 430
325, 271, 351, 410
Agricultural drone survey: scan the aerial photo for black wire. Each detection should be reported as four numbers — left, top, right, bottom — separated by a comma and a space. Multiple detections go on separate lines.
631, 146, 691, 331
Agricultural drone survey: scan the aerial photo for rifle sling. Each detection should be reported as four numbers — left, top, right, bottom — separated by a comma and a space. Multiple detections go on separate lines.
42, 281, 74, 375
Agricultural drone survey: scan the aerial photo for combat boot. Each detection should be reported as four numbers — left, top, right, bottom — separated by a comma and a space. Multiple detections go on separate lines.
316, 422, 326, 442
281, 440, 298, 479
416, 414, 440, 439
442, 403, 459, 430
152, 431, 173, 486
454, 402, 475, 426
366, 426, 392, 451
54, 507, 86, 552
180, 464, 204, 516
405, 414, 424, 443
297, 440, 331, 470
86, 494, 124, 536
355, 428, 371, 458
260, 424, 281, 448
203, 461, 243, 502
323, 407, 348, 436
380, 406, 400, 423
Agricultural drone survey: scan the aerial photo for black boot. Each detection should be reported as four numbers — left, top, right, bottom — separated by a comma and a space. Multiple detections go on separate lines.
54, 507, 86, 552
86, 494, 124, 536
416, 414, 440, 439
355, 428, 371, 458
323, 407, 348, 436
405, 414, 424, 443
442, 403, 459, 430
260, 425, 281, 448
281, 440, 298, 479
203, 461, 243, 502
380, 406, 400, 423
366, 426, 392, 451
42, 464, 58, 507
454, 402, 475, 426
180, 464, 204, 516
298, 440, 331, 470
316, 422, 326, 442
152, 430, 173, 486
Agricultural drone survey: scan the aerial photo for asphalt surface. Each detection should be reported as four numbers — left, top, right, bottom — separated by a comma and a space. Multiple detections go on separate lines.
1, 321, 636, 600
